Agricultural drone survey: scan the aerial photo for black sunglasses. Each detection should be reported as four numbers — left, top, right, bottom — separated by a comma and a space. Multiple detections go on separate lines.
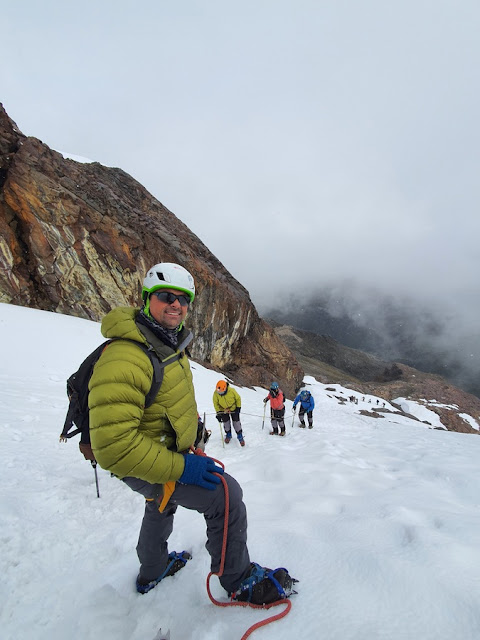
153, 291, 191, 307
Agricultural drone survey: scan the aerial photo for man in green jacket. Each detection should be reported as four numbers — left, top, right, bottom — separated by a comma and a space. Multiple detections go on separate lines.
88, 263, 295, 604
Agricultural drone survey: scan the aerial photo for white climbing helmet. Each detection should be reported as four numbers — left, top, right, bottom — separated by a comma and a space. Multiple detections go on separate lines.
142, 263, 195, 303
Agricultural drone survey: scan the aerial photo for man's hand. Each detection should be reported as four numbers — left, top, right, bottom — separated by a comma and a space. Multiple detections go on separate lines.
216, 413, 224, 422
179, 454, 224, 490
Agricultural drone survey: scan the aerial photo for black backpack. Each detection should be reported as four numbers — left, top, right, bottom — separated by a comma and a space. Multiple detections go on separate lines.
60, 338, 179, 461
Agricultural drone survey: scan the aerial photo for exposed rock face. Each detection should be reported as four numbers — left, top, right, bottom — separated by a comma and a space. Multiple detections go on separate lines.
0, 104, 302, 396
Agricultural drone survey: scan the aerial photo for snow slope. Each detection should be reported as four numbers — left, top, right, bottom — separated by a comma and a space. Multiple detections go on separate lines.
1, 303, 479, 640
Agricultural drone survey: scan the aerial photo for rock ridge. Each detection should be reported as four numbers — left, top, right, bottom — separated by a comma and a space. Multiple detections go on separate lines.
0, 103, 302, 396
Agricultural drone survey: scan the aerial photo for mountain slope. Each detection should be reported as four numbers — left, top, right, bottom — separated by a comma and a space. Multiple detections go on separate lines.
271, 322, 390, 383
1, 304, 480, 640
263, 286, 480, 399
270, 322, 480, 434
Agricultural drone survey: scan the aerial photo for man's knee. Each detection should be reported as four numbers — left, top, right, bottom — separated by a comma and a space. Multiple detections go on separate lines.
223, 473, 243, 504
207, 473, 243, 513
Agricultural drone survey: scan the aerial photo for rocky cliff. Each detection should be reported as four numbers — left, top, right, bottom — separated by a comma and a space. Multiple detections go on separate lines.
0, 104, 302, 395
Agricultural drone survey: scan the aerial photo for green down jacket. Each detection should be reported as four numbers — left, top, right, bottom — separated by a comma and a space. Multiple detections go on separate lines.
88, 307, 198, 484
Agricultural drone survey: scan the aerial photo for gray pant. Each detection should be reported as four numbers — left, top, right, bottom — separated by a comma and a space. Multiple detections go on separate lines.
122, 473, 251, 593
299, 407, 313, 426
219, 413, 242, 437
270, 408, 285, 434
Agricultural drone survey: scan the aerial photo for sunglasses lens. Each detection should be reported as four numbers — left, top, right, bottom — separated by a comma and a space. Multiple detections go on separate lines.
178, 295, 189, 307
154, 291, 190, 306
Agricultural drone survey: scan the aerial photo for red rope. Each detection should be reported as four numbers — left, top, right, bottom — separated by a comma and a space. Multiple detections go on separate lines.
192, 448, 292, 640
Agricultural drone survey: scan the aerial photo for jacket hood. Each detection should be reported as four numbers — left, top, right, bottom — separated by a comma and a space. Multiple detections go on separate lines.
101, 307, 148, 344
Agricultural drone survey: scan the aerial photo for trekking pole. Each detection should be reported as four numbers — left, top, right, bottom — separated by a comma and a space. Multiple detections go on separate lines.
91, 460, 100, 498
291, 406, 296, 429
218, 416, 225, 448
262, 402, 266, 430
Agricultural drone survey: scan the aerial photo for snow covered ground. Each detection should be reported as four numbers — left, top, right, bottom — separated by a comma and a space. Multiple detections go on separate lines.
1, 303, 479, 640
56, 150, 94, 163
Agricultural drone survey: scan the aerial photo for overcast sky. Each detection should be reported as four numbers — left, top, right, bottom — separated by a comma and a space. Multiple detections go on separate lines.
2, 1, 480, 327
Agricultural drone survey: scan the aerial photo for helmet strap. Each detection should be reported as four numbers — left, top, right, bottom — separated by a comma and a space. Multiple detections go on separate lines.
143, 296, 152, 318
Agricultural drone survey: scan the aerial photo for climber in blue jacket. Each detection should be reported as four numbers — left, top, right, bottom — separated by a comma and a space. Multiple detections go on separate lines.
292, 389, 315, 429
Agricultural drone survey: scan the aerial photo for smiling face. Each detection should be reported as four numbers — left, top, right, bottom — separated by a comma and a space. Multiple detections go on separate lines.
148, 288, 189, 330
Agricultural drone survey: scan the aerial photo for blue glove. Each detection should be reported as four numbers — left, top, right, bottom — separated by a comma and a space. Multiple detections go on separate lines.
179, 454, 224, 490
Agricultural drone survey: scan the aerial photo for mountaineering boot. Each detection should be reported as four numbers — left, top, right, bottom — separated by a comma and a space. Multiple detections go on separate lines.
230, 562, 298, 605
299, 421, 306, 428
136, 551, 192, 594
279, 430, 286, 437
225, 430, 232, 444
238, 435, 246, 447
308, 423, 313, 429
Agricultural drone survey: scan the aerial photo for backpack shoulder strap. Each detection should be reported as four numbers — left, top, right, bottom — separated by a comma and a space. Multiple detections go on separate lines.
125, 341, 183, 408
